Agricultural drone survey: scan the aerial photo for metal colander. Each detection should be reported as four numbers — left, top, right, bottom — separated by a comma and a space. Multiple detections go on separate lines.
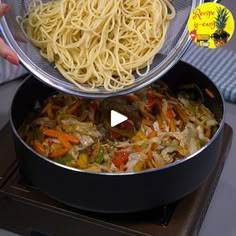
0, 0, 203, 98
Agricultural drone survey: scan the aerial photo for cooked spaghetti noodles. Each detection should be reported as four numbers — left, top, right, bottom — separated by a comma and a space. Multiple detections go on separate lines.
17, 0, 175, 91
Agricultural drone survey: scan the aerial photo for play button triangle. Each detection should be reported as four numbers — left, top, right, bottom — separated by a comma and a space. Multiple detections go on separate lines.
111, 110, 128, 127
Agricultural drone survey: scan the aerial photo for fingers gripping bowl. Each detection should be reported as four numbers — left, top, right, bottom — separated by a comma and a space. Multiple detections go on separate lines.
10, 62, 225, 213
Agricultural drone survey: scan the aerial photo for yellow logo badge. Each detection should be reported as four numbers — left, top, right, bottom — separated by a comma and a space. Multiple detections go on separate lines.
187, 2, 234, 48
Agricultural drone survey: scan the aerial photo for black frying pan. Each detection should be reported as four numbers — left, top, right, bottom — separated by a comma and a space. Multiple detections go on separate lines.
10, 61, 225, 213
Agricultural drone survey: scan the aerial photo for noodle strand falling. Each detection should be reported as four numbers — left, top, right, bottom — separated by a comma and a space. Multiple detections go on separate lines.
17, 0, 175, 91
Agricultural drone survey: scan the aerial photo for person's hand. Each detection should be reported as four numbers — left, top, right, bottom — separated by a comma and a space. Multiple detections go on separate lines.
0, 3, 19, 65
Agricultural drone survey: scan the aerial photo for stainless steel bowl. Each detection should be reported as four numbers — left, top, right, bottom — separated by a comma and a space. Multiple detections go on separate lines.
0, 0, 203, 97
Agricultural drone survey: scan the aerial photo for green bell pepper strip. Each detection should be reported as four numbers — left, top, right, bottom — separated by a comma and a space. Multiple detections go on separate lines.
55, 153, 73, 165
95, 147, 104, 164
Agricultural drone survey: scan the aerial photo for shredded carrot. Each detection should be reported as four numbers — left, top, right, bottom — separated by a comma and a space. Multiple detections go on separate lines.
169, 118, 176, 132
47, 104, 54, 119
58, 136, 72, 149
156, 114, 163, 130
48, 148, 69, 159
155, 161, 165, 167
41, 101, 54, 119
166, 107, 174, 119
67, 100, 81, 114
41, 102, 51, 114
160, 111, 166, 125
146, 160, 153, 168
156, 101, 166, 129
148, 130, 156, 138
151, 143, 158, 151
33, 139, 46, 156
133, 145, 142, 152
142, 119, 153, 127
41, 127, 79, 144
150, 159, 157, 168
147, 149, 152, 159
205, 88, 215, 98
174, 104, 188, 122
119, 163, 125, 171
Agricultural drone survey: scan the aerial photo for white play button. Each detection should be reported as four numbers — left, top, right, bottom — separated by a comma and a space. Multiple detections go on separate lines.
111, 110, 128, 127
100, 98, 141, 138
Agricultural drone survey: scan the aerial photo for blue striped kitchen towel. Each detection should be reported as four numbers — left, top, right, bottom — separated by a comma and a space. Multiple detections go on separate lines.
182, 43, 236, 103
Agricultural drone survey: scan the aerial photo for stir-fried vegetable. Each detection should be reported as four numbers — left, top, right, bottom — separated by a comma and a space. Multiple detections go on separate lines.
95, 147, 104, 164
19, 82, 218, 173
112, 151, 129, 169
